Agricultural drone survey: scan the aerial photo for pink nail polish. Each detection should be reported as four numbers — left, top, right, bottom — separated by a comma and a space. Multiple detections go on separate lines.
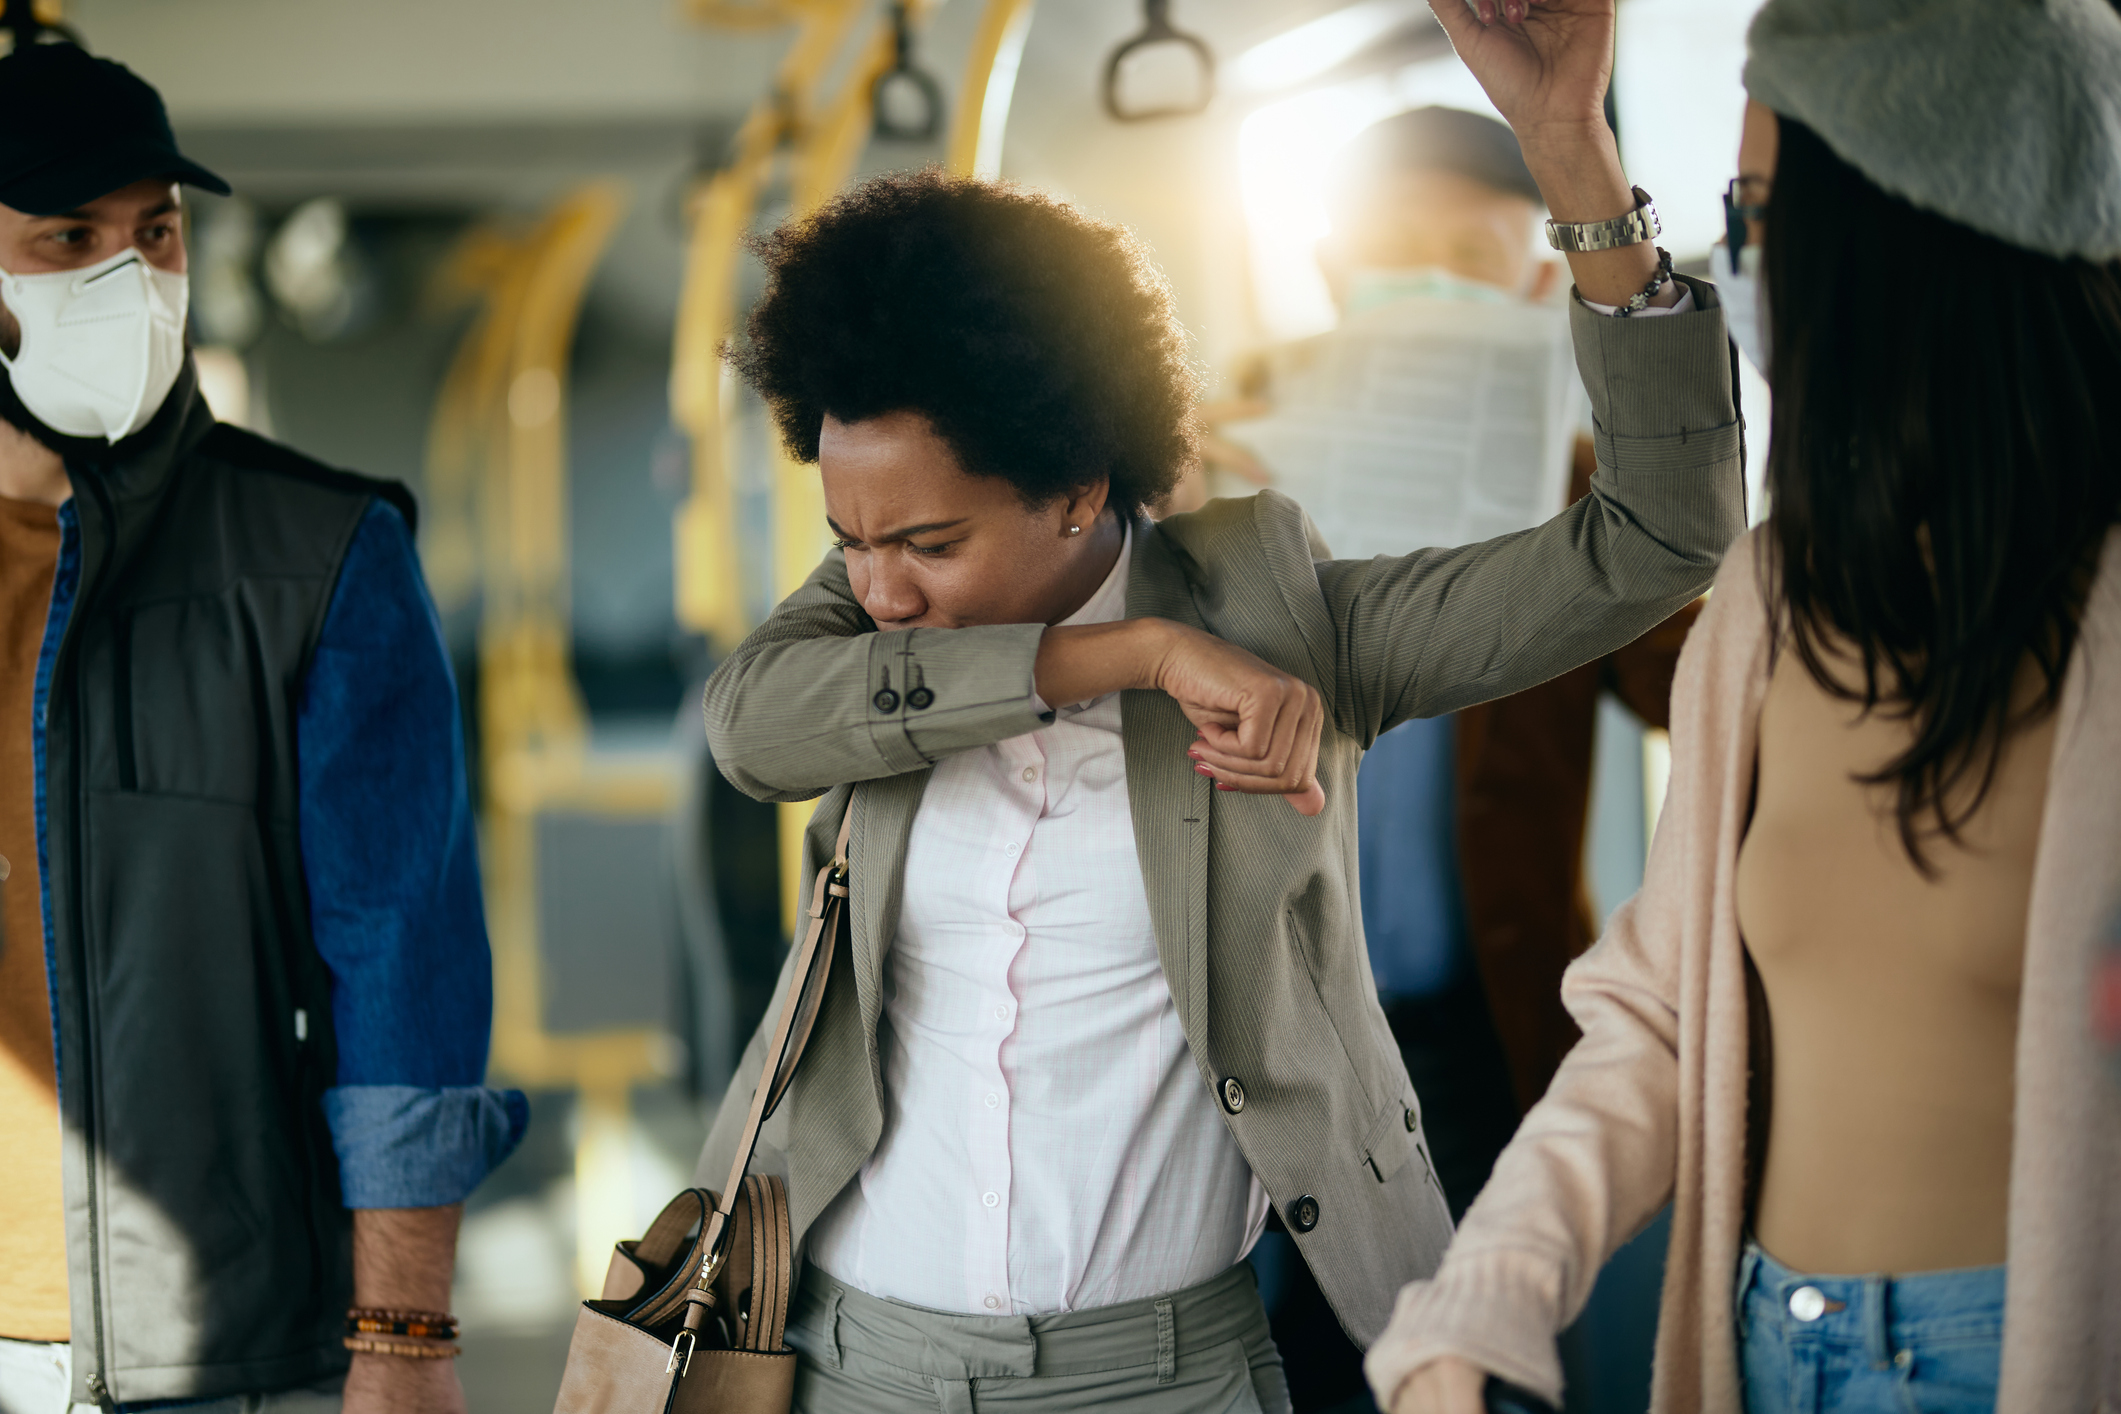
1194, 763, 1214, 776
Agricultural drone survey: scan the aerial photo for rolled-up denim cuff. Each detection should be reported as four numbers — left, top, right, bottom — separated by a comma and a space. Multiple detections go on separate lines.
323, 1084, 530, 1208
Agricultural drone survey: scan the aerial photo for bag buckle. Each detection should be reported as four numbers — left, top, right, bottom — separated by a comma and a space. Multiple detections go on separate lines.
666, 1328, 696, 1377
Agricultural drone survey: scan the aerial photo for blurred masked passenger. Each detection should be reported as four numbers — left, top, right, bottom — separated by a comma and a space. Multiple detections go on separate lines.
1240, 105, 1704, 1214
693, 166, 1742, 1413
1370, 1, 2121, 1412
1204, 105, 1703, 1411
0, 42, 522, 1414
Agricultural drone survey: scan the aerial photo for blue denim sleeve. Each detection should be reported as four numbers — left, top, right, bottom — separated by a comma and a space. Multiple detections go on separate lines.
298, 499, 527, 1208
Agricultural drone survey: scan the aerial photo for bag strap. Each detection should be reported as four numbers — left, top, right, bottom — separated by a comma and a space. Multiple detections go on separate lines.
680, 801, 855, 1332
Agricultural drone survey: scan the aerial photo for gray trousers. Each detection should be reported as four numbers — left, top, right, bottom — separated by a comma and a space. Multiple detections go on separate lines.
787, 1263, 1291, 1414
0, 1340, 341, 1414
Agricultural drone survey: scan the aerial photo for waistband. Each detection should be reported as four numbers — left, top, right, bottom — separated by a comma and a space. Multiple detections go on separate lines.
1737, 1241, 2007, 1362
790, 1262, 1268, 1381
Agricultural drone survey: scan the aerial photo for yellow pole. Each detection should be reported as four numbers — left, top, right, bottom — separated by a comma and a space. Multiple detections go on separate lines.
678, 0, 1031, 937
946, 0, 1037, 179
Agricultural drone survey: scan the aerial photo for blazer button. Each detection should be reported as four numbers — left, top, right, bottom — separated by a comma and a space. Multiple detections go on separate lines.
872, 688, 900, 713
1288, 1194, 1320, 1233
907, 686, 934, 710
1404, 1107, 1417, 1132
1220, 1077, 1245, 1114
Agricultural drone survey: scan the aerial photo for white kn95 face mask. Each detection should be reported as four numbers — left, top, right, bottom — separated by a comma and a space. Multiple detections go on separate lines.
0, 247, 190, 443
1711, 241, 1770, 380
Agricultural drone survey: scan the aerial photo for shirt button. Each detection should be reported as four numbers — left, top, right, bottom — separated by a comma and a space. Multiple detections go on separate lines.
1220, 1077, 1246, 1114
1022, 766, 1037, 782
985, 1092, 999, 1109
994, 1005, 1009, 1021
984, 1293, 1002, 1310
1788, 1286, 1828, 1322
1004, 840, 1020, 856
982, 1191, 1000, 1208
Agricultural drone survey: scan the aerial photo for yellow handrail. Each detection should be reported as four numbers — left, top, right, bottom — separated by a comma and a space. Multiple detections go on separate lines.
677, 0, 1036, 936
948, 0, 1037, 179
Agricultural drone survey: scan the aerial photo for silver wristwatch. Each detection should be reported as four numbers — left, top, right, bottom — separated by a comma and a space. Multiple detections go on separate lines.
1545, 186, 1662, 253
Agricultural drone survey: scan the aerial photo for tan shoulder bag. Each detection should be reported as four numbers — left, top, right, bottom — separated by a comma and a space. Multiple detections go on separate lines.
552, 806, 853, 1414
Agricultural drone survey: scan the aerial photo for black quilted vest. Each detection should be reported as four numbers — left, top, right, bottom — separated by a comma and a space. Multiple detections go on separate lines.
41, 366, 415, 1406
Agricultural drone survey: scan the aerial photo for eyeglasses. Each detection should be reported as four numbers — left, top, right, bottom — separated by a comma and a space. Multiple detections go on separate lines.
1724, 177, 1770, 260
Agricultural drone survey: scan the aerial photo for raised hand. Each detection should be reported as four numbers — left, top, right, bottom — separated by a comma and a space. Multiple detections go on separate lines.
1424, 0, 1660, 308
1424, 0, 1614, 141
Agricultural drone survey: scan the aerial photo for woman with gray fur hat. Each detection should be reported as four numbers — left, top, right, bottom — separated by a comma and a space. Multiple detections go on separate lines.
1369, 0, 2121, 1411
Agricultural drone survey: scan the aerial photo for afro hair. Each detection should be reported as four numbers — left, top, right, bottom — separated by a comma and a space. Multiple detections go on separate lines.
727, 169, 1202, 518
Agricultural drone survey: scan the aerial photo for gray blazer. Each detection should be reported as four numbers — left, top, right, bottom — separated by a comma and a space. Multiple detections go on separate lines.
697, 281, 1744, 1345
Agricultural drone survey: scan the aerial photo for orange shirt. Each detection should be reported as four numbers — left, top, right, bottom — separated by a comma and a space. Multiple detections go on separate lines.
0, 495, 68, 1339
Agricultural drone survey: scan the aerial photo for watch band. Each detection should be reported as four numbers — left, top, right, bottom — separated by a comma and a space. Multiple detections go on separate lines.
1545, 186, 1662, 253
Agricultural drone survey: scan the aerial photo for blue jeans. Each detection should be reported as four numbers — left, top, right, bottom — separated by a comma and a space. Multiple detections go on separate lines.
1736, 1242, 2005, 1414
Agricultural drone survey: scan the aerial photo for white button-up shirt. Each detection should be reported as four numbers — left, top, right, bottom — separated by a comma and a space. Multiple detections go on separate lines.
806, 528, 1269, 1315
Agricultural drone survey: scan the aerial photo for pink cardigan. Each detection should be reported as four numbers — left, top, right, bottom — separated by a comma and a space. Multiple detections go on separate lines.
1365, 526, 2121, 1413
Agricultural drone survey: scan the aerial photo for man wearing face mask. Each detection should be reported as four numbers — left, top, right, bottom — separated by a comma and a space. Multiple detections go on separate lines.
1189, 107, 1702, 1411
0, 40, 522, 1414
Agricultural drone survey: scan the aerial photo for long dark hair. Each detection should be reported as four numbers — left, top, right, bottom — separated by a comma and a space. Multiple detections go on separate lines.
1762, 117, 2121, 863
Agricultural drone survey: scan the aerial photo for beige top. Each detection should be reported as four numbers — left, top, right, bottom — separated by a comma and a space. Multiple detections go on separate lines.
1365, 526, 2121, 1413
1738, 630, 2052, 1274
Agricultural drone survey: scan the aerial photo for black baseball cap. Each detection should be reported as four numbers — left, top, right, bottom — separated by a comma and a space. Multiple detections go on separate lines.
0, 41, 229, 216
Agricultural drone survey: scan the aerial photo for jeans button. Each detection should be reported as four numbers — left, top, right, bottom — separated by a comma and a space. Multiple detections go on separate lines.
1788, 1286, 1828, 1321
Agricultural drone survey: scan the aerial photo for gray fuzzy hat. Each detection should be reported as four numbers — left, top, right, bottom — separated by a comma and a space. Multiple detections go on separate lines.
1743, 0, 2121, 261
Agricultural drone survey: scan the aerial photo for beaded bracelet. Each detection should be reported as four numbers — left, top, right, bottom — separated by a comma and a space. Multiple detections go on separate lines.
346, 1308, 459, 1340
343, 1335, 461, 1359
1616, 246, 1676, 317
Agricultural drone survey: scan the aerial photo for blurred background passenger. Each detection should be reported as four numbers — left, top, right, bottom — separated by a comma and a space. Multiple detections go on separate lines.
1372, 0, 2121, 1410
0, 36, 522, 1414
1191, 107, 1700, 1414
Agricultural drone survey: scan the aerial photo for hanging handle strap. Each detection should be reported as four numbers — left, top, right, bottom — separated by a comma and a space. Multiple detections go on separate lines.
684, 800, 855, 1317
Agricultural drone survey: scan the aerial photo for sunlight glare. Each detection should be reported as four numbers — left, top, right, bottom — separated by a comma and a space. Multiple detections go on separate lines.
1239, 56, 1503, 341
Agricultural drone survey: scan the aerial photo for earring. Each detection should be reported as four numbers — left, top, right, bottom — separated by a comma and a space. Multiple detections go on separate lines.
1066, 525, 1082, 536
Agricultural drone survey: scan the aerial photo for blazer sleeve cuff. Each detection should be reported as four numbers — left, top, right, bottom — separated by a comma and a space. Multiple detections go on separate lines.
1570, 275, 1741, 476
1363, 1246, 1570, 1412
324, 1084, 530, 1208
864, 622, 1051, 771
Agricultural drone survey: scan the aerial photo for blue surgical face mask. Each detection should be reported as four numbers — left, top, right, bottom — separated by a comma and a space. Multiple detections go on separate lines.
1344, 266, 1516, 317
1711, 241, 1769, 378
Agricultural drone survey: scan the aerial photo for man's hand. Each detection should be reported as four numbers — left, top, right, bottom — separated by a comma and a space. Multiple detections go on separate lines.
1392, 1355, 1490, 1414
345, 1205, 468, 1414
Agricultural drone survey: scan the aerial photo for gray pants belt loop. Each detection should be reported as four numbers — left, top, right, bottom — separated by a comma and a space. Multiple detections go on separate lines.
1154, 1298, 1176, 1385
